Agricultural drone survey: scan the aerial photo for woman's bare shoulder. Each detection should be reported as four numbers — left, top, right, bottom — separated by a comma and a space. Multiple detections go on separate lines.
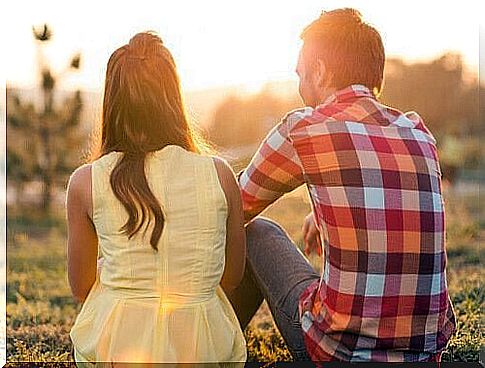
211, 156, 235, 182
211, 156, 240, 207
67, 164, 92, 202
69, 164, 92, 187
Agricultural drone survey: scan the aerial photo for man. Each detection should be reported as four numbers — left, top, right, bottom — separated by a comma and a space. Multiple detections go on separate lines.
229, 8, 456, 363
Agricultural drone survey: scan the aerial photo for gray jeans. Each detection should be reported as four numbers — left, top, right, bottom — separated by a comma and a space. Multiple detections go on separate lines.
228, 218, 320, 361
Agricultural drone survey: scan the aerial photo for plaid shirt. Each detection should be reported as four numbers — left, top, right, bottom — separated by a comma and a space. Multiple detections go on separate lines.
239, 85, 456, 362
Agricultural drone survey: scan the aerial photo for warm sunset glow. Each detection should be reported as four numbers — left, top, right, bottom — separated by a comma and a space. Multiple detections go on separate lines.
4, 2, 483, 365
5, 0, 481, 92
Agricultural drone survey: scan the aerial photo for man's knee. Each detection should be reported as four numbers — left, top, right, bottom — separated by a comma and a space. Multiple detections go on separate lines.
245, 217, 290, 256
246, 217, 287, 243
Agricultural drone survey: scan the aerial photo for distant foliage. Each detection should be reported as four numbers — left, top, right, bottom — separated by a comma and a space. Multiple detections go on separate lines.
209, 88, 300, 148
7, 24, 84, 213
381, 54, 482, 137
381, 54, 483, 183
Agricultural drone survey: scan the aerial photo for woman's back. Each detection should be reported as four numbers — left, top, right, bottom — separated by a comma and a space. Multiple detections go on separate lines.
94, 145, 227, 298
70, 146, 246, 364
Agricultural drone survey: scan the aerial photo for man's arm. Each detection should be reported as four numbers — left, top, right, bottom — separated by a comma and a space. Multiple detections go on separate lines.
238, 108, 313, 222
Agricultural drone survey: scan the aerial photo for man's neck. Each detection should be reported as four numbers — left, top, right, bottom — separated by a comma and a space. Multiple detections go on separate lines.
315, 87, 337, 107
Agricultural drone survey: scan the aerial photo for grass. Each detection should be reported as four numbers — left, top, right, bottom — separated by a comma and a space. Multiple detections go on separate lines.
5, 186, 484, 364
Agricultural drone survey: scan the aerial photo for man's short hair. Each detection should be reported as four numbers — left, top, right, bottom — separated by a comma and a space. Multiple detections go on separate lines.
301, 8, 385, 96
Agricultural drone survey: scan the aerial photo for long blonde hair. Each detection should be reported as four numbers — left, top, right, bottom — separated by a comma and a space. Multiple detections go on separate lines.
97, 32, 210, 250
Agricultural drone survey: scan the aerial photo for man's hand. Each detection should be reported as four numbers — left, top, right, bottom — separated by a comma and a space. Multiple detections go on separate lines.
302, 213, 322, 257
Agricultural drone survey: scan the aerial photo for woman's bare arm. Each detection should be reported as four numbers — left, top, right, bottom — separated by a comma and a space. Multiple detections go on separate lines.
66, 164, 98, 303
213, 158, 246, 296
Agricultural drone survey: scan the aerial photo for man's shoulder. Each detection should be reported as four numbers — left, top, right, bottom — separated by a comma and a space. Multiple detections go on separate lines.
281, 107, 315, 131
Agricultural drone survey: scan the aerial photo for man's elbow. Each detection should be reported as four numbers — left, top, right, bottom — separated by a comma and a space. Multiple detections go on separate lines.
244, 207, 264, 224
244, 212, 255, 224
241, 197, 263, 225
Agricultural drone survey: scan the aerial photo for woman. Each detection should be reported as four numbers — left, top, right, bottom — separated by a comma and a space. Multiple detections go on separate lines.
66, 32, 247, 365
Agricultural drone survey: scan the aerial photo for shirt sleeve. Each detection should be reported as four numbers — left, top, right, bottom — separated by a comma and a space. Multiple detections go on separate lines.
238, 108, 313, 221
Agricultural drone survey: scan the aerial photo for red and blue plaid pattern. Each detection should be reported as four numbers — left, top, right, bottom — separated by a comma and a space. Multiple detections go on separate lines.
239, 85, 456, 362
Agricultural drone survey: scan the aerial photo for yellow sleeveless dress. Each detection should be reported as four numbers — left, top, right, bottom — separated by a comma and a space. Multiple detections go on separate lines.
70, 145, 247, 366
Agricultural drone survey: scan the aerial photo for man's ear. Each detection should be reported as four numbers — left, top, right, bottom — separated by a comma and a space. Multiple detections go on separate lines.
315, 58, 331, 89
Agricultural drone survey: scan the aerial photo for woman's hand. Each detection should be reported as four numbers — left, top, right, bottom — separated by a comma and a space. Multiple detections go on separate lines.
302, 213, 322, 257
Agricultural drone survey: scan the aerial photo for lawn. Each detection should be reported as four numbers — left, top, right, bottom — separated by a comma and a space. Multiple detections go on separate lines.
5, 185, 484, 364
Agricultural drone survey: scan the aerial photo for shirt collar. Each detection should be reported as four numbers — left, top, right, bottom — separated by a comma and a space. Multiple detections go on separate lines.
319, 84, 375, 107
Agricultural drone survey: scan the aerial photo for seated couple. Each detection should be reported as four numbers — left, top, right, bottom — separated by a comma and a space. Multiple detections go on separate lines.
66, 8, 456, 366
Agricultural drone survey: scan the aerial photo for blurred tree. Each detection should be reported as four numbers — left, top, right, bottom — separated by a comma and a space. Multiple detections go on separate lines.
209, 88, 300, 148
381, 53, 466, 135
381, 53, 483, 182
7, 24, 83, 213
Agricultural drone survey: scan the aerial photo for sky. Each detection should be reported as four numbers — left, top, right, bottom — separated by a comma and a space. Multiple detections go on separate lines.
3, 0, 482, 93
